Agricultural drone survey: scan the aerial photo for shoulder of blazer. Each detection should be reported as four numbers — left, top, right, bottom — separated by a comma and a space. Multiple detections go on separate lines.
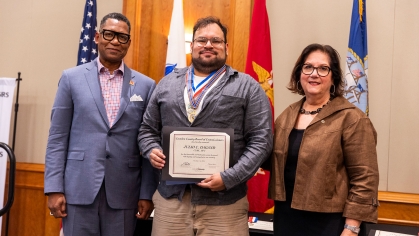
126, 66, 155, 86
274, 98, 303, 128
64, 60, 98, 75
318, 96, 361, 119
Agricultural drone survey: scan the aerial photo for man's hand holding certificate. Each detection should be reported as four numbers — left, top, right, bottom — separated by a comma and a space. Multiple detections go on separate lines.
149, 149, 166, 169
197, 172, 226, 191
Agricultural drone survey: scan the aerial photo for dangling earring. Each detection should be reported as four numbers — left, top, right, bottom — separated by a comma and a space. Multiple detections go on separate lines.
330, 84, 336, 96
297, 81, 302, 92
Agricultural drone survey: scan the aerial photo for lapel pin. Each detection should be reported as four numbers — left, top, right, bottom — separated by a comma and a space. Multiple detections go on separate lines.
129, 80, 135, 86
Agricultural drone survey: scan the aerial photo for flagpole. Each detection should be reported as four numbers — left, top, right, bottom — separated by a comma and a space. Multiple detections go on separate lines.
4, 72, 21, 236
12, 72, 22, 151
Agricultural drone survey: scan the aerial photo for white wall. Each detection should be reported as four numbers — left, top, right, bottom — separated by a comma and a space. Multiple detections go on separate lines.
387, 0, 419, 193
268, 0, 419, 194
0, 0, 122, 163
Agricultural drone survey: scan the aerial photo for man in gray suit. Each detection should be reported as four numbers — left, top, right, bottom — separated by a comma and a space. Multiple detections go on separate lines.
44, 12, 157, 236
138, 16, 273, 236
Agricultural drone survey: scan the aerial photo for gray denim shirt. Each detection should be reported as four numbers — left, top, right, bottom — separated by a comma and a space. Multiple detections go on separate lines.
138, 65, 273, 205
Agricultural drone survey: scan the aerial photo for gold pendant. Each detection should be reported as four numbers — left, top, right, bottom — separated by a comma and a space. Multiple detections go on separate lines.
187, 103, 197, 123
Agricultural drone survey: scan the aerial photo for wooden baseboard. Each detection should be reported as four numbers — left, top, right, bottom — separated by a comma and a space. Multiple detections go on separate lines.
378, 191, 419, 226
2, 163, 419, 236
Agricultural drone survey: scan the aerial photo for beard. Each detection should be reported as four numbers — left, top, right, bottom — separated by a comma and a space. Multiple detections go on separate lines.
192, 49, 227, 74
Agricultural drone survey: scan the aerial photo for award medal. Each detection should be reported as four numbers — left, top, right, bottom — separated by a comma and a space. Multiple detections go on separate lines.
185, 65, 226, 123
187, 103, 197, 123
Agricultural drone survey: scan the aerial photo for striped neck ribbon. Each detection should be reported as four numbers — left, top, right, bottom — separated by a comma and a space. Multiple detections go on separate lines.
185, 65, 226, 109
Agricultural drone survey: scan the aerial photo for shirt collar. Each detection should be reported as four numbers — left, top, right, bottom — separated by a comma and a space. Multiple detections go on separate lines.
97, 58, 125, 76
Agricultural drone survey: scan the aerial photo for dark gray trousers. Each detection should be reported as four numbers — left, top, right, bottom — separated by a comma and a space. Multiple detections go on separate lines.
63, 182, 137, 236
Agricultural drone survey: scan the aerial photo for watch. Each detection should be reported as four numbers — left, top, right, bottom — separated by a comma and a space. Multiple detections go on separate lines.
344, 224, 360, 234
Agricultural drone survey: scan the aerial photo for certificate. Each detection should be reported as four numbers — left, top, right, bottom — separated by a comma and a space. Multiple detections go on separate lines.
371, 231, 415, 236
161, 126, 234, 182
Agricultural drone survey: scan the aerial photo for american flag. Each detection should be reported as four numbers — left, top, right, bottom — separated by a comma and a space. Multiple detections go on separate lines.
77, 0, 98, 65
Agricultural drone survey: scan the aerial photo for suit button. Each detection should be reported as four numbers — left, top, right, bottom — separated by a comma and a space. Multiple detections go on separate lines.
106, 155, 110, 159
108, 132, 112, 136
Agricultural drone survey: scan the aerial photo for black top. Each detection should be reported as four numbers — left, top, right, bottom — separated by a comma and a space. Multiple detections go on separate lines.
273, 128, 348, 236
283, 128, 304, 198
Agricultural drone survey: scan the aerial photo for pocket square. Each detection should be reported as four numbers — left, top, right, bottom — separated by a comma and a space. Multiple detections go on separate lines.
130, 94, 143, 102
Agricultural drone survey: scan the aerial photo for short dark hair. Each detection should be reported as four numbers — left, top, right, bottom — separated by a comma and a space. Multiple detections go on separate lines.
287, 43, 344, 98
100, 12, 131, 33
192, 16, 228, 43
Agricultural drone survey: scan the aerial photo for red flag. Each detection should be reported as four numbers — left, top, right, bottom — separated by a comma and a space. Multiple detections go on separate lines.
245, 0, 274, 213
59, 221, 64, 236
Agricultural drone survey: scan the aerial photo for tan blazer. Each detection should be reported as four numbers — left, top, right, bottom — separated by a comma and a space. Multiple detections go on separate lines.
268, 96, 379, 223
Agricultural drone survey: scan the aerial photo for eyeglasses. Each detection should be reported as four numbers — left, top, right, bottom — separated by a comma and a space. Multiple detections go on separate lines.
100, 29, 130, 44
301, 64, 331, 77
193, 37, 225, 47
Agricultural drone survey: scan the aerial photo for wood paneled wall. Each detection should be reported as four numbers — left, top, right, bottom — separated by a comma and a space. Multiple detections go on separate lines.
1, 163, 60, 236
378, 191, 419, 226
123, 0, 253, 83
1, 163, 419, 236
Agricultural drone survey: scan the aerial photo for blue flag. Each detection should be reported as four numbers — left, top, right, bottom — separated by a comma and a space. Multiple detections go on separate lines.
77, 0, 98, 66
344, 0, 369, 115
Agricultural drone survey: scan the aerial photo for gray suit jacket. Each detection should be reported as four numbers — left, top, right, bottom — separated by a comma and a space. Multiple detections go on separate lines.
44, 59, 158, 209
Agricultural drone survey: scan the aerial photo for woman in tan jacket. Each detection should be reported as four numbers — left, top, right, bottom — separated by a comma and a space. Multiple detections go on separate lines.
269, 43, 379, 236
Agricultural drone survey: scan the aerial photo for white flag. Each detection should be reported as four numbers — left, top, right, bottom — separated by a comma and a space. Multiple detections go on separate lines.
165, 0, 186, 75
0, 77, 16, 232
